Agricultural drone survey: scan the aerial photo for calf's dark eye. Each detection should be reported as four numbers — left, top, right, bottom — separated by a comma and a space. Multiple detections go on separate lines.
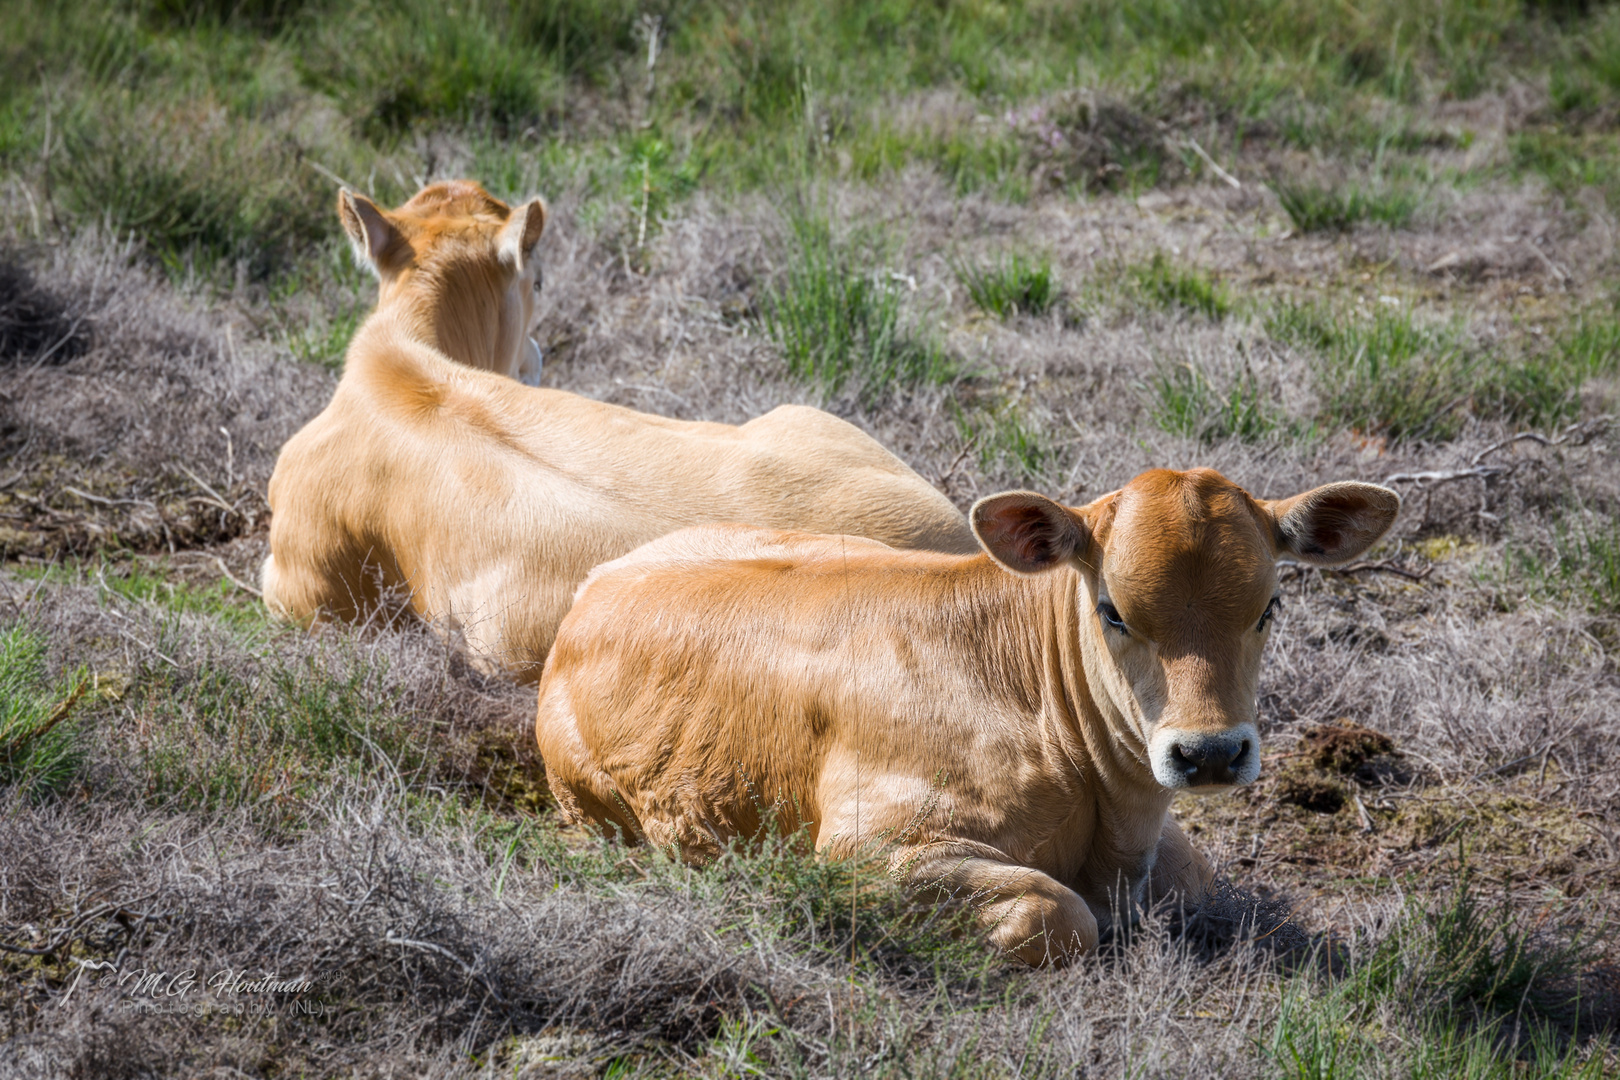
1097, 601, 1128, 635
1258, 596, 1281, 632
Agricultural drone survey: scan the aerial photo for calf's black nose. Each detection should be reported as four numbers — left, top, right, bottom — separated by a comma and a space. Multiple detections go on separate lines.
1169, 737, 1253, 787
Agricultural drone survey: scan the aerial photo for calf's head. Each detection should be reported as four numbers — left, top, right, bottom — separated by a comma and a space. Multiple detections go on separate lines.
972, 469, 1399, 792
338, 181, 548, 384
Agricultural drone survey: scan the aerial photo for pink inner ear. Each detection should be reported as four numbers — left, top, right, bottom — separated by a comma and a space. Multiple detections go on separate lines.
992, 505, 1061, 566
1309, 523, 1344, 554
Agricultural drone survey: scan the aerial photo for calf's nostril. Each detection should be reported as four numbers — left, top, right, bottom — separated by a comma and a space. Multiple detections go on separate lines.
1229, 739, 1252, 770
1168, 744, 1199, 778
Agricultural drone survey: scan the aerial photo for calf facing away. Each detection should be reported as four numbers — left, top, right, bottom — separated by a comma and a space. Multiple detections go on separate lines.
262, 181, 975, 678
536, 468, 1400, 964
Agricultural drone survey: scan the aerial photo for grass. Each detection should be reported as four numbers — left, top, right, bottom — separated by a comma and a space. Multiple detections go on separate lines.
136, 652, 418, 826
1501, 511, 1620, 618
271, 239, 372, 369
0, 627, 88, 800
761, 209, 955, 400
1152, 361, 1288, 443
954, 252, 1057, 320
52, 98, 335, 280
848, 122, 1028, 199
1546, 5, 1620, 116
2, 0, 1617, 283
952, 401, 1052, 485
282, 298, 364, 370
15, 562, 275, 633
1557, 309, 1620, 380
294, 0, 556, 141
1271, 176, 1421, 233
1270, 862, 1605, 1079
5, 0, 1620, 1074
1129, 252, 1231, 320
10, 569, 1619, 1074
1267, 302, 1583, 440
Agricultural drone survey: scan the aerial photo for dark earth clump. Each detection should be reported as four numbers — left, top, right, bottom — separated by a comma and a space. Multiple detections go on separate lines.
1276, 722, 1410, 812
1301, 721, 1394, 772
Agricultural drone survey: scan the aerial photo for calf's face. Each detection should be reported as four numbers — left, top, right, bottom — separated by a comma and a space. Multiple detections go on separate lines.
972, 469, 1399, 792
337, 181, 548, 383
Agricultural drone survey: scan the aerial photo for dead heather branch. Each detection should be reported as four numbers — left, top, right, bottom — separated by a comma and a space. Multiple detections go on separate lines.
1381, 416, 1615, 488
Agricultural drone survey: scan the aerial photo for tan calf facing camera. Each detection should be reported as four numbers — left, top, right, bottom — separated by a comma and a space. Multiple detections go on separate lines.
536, 468, 1400, 965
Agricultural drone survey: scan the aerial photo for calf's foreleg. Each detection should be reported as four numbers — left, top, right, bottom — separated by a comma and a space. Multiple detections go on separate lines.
1145, 817, 1215, 905
893, 840, 1099, 966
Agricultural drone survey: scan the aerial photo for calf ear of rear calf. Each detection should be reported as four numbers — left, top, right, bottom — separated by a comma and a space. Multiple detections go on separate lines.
499, 198, 548, 271
972, 492, 1087, 575
338, 190, 405, 275
1266, 482, 1401, 565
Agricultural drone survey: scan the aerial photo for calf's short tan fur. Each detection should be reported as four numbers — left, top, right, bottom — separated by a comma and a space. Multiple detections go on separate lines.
262, 181, 975, 677
536, 468, 1400, 964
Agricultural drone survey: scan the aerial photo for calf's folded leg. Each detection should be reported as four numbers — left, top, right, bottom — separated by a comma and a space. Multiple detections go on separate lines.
892, 840, 1099, 966
1145, 817, 1215, 905
536, 687, 645, 845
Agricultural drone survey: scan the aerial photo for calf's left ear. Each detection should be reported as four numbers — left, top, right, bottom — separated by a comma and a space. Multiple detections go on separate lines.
972, 491, 1088, 575
1263, 482, 1401, 565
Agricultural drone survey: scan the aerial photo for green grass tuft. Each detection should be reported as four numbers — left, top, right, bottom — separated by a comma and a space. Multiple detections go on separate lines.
16, 563, 276, 634
54, 98, 336, 281
283, 301, 364, 370
1501, 512, 1620, 618
0, 628, 90, 800
953, 401, 1051, 485
294, 0, 554, 140
848, 123, 1028, 199
1151, 362, 1288, 443
1557, 309, 1620, 378
761, 210, 955, 400
1129, 253, 1230, 320
1270, 863, 1603, 1079
1272, 176, 1420, 233
1268, 302, 1581, 440
954, 252, 1057, 320
1510, 130, 1620, 208
132, 639, 426, 828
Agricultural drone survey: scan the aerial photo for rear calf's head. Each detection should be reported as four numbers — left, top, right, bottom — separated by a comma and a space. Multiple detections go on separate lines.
338, 181, 548, 383
972, 470, 1399, 792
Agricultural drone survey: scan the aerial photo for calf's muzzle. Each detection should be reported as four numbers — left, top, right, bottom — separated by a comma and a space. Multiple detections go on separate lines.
1150, 723, 1261, 790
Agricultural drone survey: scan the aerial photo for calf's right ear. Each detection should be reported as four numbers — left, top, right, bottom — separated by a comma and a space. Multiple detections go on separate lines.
1264, 482, 1401, 565
498, 198, 548, 271
972, 491, 1087, 575
338, 190, 405, 276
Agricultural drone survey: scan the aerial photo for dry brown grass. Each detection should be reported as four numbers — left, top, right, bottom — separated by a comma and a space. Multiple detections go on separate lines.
0, 580, 1311, 1078
0, 233, 334, 560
